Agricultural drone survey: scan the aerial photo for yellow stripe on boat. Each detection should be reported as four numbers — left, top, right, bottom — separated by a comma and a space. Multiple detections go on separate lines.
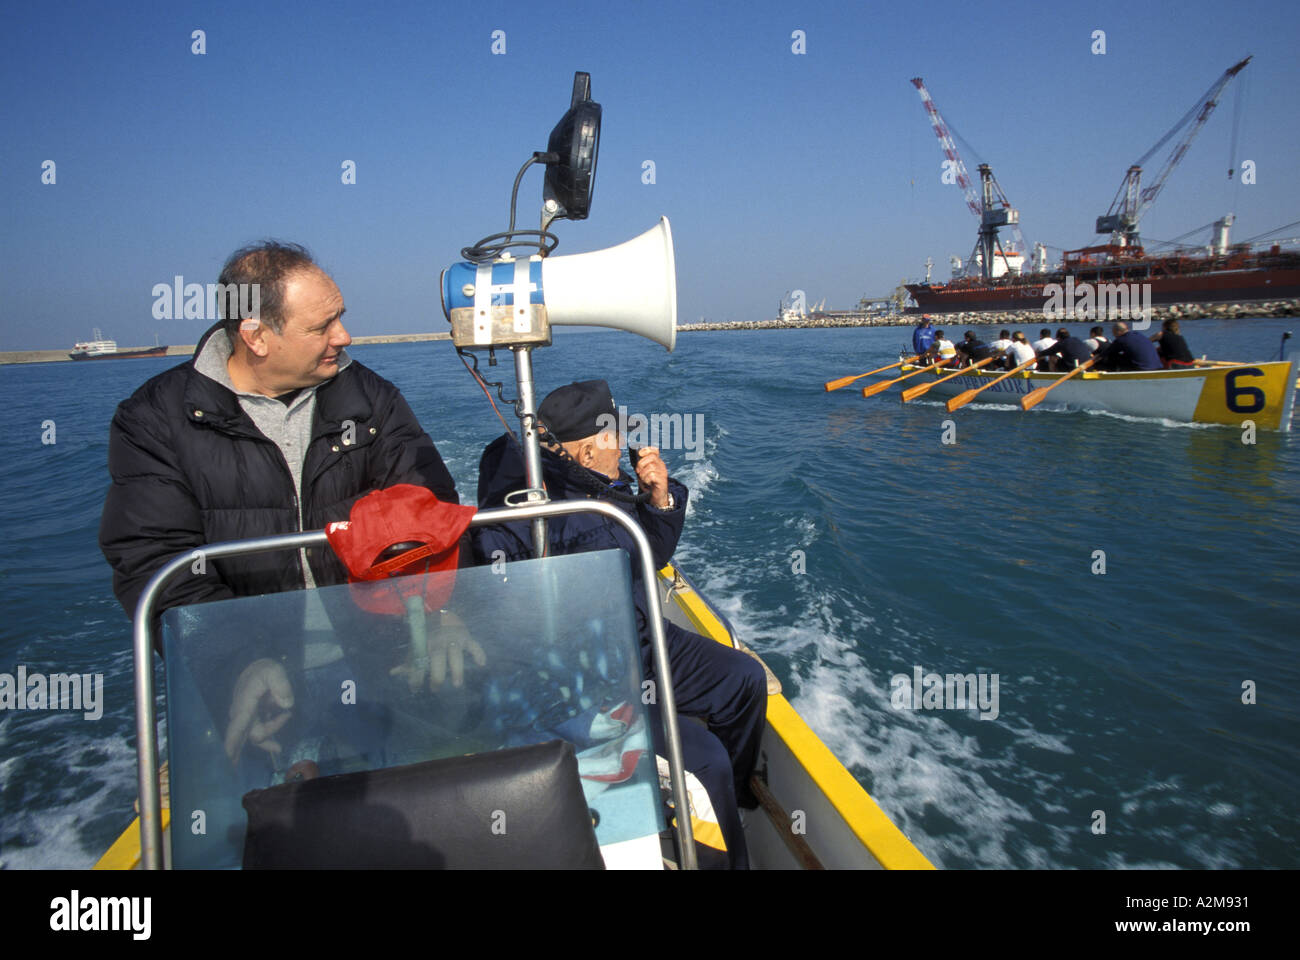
93, 809, 170, 870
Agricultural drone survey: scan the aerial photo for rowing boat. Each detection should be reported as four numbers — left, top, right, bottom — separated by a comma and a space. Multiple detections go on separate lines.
893, 359, 1299, 430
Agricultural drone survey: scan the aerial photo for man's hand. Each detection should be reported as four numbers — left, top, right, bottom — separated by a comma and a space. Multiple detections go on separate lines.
225, 658, 294, 763
633, 446, 671, 509
390, 610, 487, 691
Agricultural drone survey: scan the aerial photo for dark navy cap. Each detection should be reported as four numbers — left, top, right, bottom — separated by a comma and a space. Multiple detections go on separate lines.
538, 379, 617, 442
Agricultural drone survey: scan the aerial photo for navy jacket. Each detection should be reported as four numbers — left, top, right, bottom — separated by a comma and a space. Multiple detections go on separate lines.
1097, 331, 1163, 371
913, 324, 936, 355
472, 433, 687, 637
99, 323, 459, 627
1042, 335, 1093, 368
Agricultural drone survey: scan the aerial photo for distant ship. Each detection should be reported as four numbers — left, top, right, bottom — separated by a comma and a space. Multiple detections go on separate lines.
906, 241, 1300, 314
69, 330, 168, 361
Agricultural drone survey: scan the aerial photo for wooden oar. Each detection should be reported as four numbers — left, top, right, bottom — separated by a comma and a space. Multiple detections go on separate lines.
1020, 357, 1097, 411
861, 359, 952, 399
825, 356, 920, 392
946, 355, 1040, 412
901, 357, 996, 403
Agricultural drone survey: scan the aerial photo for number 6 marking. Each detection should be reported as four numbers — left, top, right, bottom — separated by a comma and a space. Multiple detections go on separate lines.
1225, 368, 1265, 414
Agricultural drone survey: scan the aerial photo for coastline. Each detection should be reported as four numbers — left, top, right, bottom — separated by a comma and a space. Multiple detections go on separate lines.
4, 300, 1296, 364
0, 332, 452, 366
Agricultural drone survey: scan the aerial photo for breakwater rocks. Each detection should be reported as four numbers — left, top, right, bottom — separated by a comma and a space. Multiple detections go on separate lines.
679, 299, 1300, 333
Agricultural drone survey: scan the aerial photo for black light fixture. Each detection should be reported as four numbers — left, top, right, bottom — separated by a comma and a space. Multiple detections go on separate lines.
542, 72, 601, 225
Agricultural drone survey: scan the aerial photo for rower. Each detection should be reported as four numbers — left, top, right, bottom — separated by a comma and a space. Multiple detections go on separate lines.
1039, 328, 1093, 372
1151, 319, 1196, 368
1094, 321, 1163, 371
925, 329, 957, 365
1032, 328, 1057, 371
955, 330, 998, 367
1085, 325, 1109, 353
1004, 331, 1036, 370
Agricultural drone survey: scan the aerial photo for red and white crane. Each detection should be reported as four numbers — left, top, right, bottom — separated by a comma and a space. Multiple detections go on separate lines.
911, 77, 1027, 281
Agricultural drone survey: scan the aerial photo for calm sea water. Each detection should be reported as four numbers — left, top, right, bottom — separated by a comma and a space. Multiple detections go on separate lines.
1, 319, 1296, 869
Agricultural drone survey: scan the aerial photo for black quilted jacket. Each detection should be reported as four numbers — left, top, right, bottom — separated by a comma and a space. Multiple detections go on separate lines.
99, 323, 459, 632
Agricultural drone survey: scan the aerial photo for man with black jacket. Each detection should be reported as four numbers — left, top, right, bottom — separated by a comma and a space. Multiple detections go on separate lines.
1039, 328, 1094, 372
99, 241, 460, 759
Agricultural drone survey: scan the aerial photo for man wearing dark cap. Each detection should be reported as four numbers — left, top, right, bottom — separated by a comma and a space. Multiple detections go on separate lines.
473, 380, 767, 869
913, 315, 936, 363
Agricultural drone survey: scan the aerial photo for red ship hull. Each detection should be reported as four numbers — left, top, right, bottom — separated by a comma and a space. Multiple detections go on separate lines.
907, 249, 1300, 313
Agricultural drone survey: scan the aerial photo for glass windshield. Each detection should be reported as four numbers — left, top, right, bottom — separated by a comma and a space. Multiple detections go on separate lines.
162, 548, 662, 868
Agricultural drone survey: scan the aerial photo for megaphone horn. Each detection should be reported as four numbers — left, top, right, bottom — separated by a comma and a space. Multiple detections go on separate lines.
442, 218, 676, 352
542, 217, 677, 351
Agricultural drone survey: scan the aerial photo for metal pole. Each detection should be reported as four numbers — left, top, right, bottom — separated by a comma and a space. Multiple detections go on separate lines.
512, 346, 549, 557
132, 504, 697, 869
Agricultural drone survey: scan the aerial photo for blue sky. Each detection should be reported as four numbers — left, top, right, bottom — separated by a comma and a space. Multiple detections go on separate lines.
3, 0, 1298, 350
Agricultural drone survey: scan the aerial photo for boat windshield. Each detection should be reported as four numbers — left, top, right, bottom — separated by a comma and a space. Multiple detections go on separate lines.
161, 548, 663, 868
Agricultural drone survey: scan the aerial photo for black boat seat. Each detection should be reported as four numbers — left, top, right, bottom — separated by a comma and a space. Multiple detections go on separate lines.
241, 739, 604, 869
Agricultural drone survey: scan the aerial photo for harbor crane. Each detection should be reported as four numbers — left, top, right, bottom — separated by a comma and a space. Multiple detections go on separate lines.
910, 77, 1027, 281
1096, 56, 1251, 248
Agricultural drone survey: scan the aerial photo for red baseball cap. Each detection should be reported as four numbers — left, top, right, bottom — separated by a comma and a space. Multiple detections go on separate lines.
325, 484, 477, 615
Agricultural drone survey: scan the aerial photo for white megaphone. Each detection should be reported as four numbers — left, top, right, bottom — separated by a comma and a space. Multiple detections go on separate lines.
441, 217, 676, 352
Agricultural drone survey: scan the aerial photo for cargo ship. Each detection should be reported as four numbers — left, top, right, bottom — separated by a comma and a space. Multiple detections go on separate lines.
905, 57, 1300, 315
69, 330, 168, 361
905, 241, 1300, 314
